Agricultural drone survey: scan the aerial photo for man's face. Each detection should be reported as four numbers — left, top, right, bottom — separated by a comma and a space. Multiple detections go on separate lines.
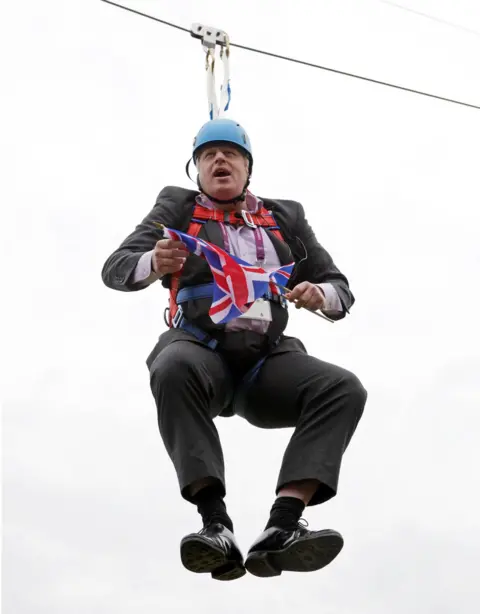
197, 144, 250, 203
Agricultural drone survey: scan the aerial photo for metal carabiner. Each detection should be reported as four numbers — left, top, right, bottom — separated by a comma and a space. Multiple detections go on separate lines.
241, 209, 257, 229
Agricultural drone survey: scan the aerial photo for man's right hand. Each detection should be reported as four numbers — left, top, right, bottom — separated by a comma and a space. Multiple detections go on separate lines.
152, 239, 189, 275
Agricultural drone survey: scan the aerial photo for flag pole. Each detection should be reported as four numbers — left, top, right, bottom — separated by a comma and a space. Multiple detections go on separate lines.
274, 284, 335, 323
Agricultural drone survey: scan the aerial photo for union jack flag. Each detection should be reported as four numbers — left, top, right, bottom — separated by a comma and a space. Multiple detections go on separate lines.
161, 226, 294, 324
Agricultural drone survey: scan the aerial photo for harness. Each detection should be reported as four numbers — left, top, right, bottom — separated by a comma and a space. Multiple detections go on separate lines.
165, 202, 288, 406
167, 203, 285, 328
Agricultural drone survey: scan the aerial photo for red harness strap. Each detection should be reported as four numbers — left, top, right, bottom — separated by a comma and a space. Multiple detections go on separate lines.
168, 204, 285, 326
168, 219, 202, 326
191, 204, 281, 231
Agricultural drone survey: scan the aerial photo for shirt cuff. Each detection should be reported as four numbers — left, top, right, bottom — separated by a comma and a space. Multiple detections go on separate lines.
317, 283, 343, 313
132, 250, 161, 285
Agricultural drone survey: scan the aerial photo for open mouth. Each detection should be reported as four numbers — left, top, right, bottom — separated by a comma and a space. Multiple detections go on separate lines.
213, 168, 231, 178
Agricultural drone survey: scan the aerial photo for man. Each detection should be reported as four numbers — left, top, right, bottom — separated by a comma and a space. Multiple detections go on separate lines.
101, 118, 367, 581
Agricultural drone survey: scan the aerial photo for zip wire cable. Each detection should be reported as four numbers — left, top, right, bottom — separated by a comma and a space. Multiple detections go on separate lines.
378, 0, 480, 38
100, 0, 480, 111
100, 0, 190, 33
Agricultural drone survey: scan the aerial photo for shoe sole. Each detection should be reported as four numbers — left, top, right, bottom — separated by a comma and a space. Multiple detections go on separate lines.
245, 529, 344, 578
180, 534, 246, 581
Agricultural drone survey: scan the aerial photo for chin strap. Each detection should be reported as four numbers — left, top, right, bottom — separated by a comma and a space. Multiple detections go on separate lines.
197, 176, 251, 206
186, 157, 195, 182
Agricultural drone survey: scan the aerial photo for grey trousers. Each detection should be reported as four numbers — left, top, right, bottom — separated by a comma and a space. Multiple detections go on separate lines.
148, 332, 367, 506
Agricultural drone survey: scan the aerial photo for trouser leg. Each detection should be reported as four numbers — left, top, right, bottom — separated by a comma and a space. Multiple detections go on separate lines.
149, 340, 233, 502
243, 345, 367, 506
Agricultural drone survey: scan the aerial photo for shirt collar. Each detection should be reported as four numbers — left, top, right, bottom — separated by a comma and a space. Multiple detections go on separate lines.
196, 189, 262, 213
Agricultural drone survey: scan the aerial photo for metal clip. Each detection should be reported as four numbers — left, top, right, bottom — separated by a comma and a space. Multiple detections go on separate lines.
241, 210, 257, 229
191, 23, 228, 49
172, 306, 184, 329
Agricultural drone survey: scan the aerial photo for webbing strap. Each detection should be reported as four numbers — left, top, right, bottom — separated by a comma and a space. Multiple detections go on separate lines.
177, 282, 288, 309
177, 283, 214, 303
205, 38, 231, 120
191, 204, 281, 229
176, 316, 219, 350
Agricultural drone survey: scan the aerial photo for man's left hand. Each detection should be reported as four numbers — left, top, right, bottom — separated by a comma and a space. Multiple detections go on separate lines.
286, 282, 325, 311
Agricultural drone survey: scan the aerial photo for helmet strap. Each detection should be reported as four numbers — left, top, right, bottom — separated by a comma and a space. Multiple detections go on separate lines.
196, 176, 251, 206
185, 157, 195, 182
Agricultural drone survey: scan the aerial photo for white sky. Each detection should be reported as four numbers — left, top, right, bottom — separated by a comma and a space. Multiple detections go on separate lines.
2, 0, 480, 612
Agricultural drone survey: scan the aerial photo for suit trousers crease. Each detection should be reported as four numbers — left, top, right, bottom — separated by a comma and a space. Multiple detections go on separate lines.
148, 334, 367, 507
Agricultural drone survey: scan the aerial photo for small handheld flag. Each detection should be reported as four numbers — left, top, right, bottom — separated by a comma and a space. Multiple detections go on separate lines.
154, 223, 333, 323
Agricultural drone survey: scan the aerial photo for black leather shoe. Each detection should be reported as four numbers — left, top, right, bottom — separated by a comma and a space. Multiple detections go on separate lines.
245, 520, 344, 578
180, 523, 246, 581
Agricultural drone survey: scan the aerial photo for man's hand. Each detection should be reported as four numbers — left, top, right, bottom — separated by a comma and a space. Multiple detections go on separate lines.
286, 282, 325, 311
152, 238, 189, 275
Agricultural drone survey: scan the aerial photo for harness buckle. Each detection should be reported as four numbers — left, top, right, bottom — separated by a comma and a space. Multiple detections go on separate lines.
241, 210, 257, 229
172, 306, 184, 329
263, 288, 289, 309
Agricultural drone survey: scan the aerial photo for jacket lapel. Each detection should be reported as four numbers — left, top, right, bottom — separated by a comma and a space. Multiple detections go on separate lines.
263, 200, 302, 287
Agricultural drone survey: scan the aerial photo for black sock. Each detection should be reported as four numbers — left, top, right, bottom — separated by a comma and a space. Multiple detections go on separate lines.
192, 485, 234, 532
265, 496, 305, 532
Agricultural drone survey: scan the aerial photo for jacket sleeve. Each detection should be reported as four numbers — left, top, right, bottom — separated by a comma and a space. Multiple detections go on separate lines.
101, 187, 185, 292
292, 202, 355, 318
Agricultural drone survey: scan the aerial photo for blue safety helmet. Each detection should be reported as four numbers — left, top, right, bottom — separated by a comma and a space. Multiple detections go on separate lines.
192, 118, 253, 173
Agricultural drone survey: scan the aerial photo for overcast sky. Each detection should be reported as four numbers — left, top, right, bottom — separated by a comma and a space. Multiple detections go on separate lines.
3, 0, 480, 612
